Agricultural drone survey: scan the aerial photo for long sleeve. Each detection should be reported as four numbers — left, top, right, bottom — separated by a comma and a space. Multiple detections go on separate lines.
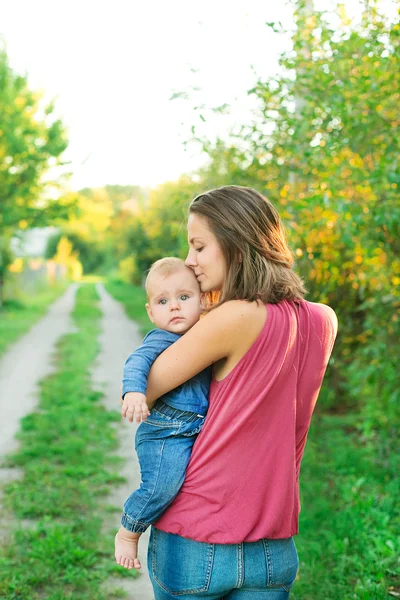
122, 329, 180, 397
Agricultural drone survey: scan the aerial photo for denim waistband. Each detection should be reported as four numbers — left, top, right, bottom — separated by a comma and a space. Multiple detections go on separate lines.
154, 399, 206, 421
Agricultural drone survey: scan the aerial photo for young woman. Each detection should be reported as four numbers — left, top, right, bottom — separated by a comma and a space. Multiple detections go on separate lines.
136, 186, 337, 598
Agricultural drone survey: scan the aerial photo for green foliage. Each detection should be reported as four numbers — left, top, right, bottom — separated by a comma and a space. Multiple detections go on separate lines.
45, 230, 105, 273
44, 185, 152, 277
194, 1, 399, 433
105, 176, 196, 283
247, 0, 399, 402
292, 414, 399, 600
118, 255, 139, 285
0, 282, 67, 357
0, 45, 75, 304
79, 184, 149, 213
0, 236, 13, 282
0, 46, 71, 232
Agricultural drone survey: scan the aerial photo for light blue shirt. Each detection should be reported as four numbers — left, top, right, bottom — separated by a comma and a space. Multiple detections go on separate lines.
122, 328, 210, 416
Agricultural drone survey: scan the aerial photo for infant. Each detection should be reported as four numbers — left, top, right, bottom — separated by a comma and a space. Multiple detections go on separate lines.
115, 257, 210, 570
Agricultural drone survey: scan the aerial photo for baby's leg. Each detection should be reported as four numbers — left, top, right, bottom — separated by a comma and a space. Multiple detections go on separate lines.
122, 404, 205, 532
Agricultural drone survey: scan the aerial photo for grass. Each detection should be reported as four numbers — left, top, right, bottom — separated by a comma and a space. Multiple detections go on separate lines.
109, 279, 399, 599
0, 284, 136, 600
105, 278, 152, 335
0, 282, 67, 358
292, 414, 399, 600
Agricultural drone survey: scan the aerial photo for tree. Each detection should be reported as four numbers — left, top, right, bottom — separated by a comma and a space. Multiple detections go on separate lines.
110, 177, 197, 283
0, 46, 71, 302
194, 0, 400, 429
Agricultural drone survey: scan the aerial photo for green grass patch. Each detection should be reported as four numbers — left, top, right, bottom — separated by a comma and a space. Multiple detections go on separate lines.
0, 284, 136, 600
293, 415, 399, 600
0, 282, 67, 358
105, 279, 151, 335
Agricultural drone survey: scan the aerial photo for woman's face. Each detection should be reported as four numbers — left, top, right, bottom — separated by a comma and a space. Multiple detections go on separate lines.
186, 213, 227, 293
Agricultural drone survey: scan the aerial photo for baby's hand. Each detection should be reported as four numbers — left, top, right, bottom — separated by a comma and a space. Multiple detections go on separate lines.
121, 392, 150, 423
115, 526, 142, 570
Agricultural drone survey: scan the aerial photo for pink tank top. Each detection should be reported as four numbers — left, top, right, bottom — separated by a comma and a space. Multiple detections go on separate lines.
155, 299, 337, 543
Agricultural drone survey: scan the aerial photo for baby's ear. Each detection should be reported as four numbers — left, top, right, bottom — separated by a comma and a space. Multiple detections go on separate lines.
145, 303, 154, 323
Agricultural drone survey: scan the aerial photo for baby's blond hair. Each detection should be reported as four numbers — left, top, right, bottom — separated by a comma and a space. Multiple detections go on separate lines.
145, 257, 189, 296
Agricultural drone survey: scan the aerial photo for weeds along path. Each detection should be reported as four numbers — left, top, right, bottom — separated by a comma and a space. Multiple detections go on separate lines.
92, 283, 154, 600
0, 284, 78, 557
0, 284, 79, 458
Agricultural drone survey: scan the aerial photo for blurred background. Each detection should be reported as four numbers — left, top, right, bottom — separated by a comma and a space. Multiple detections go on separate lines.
0, 1, 399, 599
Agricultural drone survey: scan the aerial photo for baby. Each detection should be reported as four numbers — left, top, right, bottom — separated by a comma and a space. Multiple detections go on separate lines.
114, 257, 210, 570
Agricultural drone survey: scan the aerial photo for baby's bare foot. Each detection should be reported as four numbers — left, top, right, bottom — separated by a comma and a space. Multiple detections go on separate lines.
114, 530, 142, 570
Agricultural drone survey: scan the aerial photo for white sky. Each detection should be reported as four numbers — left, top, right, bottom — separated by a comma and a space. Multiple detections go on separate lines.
0, 0, 396, 190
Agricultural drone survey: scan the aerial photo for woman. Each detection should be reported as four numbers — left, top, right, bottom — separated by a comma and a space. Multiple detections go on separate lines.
144, 186, 337, 598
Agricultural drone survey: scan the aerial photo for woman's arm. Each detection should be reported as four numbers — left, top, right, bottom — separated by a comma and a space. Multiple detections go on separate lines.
146, 300, 266, 407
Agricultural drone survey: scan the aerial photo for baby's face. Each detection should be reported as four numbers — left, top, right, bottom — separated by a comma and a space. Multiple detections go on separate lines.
146, 267, 202, 334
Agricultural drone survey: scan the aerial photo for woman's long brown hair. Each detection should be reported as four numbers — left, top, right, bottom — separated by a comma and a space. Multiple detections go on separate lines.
189, 185, 306, 306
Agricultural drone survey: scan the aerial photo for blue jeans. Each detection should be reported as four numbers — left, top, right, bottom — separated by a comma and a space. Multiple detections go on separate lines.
121, 401, 205, 533
148, 528, 299, 599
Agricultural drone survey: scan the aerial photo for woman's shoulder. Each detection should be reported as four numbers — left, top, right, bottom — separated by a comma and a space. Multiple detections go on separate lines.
200, 300, 267, 353
205, 299, 266, 326
302, 300, 338, 335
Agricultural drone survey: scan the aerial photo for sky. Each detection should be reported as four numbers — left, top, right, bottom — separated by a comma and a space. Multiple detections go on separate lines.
0, 0, 395, 191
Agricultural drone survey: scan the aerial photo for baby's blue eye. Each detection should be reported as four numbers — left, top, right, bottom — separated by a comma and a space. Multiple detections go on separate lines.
180, 294, 189, 301
159, 298, 167, 305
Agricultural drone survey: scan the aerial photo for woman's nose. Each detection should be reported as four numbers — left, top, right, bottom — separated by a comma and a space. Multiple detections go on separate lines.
185, 248, 197, 268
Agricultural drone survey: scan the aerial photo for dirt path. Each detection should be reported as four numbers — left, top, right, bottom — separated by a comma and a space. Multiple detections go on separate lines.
0, 284, 78, 539
0, 284, 79, 457
0, 282, 154, 598
92, 283, 154, 600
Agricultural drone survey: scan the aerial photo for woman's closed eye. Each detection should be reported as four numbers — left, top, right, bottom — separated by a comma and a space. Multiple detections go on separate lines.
195, 246, 204, 253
